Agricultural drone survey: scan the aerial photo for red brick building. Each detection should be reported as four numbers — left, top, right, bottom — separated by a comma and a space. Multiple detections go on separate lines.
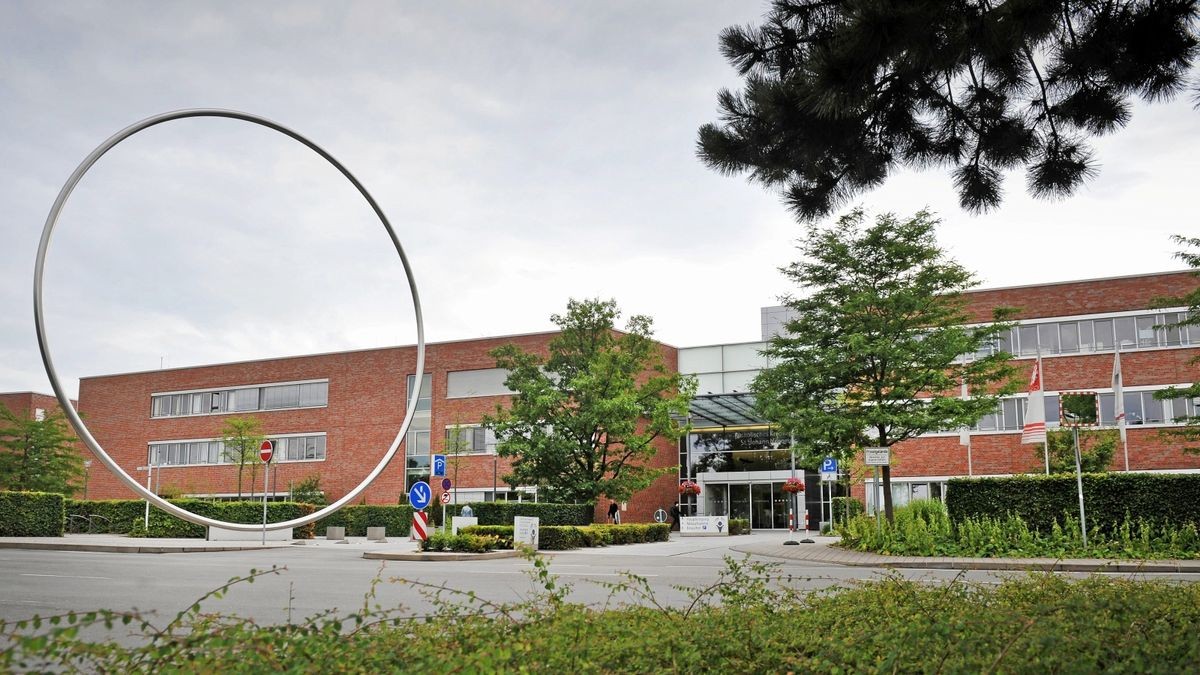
678, 270, 1200, 526
71, 332, 681, 523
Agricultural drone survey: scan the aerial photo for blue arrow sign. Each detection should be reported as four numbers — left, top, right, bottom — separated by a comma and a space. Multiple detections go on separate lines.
820, 457, 838, 473
432, 454, 446, 477
408, 481, 432, 510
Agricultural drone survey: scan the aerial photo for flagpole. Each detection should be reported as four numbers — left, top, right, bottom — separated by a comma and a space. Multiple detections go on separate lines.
1038, 348, 1049, 475
1115, 341, 1130, 472
960, 377, 973, 477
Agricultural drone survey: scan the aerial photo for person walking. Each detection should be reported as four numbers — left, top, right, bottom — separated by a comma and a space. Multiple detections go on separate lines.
669, 502, 681, 531
608, 501, 621, 524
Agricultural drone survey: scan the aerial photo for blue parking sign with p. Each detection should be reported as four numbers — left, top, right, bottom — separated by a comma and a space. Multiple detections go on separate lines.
432, 454, 446, 477
821, 457, 838, 473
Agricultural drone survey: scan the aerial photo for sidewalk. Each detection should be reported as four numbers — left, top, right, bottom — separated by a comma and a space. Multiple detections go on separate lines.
732, 535, 1200, 573
0, 533, 416, 554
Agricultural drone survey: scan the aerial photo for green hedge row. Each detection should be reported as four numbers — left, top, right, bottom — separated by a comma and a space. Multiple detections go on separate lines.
69, 499, 418, 539
314, 504, 414, 537
947, 473, 1200, 532
461, 523, 670, 550
130, 500, 318, 539
0, 491, 65, 536
437, 502, 593, 526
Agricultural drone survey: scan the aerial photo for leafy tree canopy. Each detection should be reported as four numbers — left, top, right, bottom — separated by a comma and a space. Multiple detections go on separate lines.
1042, 428, 1117, 473
699, 0, 1199, 219
483, 299, 696, 504
753, 209, 1017, 520
0, 404, 85, 496
219, 416, 266, 500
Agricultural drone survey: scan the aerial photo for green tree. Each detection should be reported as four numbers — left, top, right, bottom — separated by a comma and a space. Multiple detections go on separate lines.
219, 416, 266, 500
698, 1, 1199, 220
1042, 428, 1118, 473
482, 299, 696, 504
0, 404, 85, 495
290, 473, 326, 505
1154, 234, 1200, 452
753, 209, 1017, 521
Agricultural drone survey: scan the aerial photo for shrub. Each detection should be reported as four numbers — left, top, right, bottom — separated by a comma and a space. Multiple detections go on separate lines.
460, 525, 515, 548
437, 502, 592, 526
0, 491, 64, 536
839, 501, 1200, 560
67, 499, 144, 534
70, 498, 319, 538
832, 497, 864, 524
728, 518, 751, 535
947, 473, 1200, 533
420, 531, 501, 553
459, 523, 669, 549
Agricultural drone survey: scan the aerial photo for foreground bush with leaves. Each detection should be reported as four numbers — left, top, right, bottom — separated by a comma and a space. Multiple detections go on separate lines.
840, 499, 1200, 559
3, 554, 1199, 673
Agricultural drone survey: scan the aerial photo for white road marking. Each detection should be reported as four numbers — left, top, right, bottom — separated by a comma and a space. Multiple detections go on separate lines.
20, 573, 112, 580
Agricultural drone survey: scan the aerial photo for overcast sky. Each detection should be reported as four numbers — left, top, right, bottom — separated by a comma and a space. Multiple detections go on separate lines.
2, 1, 1197, 398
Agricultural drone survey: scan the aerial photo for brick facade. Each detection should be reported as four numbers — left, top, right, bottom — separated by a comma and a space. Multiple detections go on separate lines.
852, 270, 1200, 504
72, 332, 680, 523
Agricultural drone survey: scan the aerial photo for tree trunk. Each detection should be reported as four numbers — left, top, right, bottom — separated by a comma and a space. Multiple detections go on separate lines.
881, 465, 895, 523
236, 461, 244, 499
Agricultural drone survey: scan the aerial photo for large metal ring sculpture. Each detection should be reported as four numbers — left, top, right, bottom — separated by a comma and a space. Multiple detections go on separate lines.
34, 109, 424, 531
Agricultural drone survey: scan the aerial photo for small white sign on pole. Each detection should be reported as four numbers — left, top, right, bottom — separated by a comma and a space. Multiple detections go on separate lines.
514, 516, 539, 549
864, 447, 890, 466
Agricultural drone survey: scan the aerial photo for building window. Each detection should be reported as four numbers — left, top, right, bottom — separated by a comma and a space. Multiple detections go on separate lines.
972, 311, 1195, 361
407, 374, 432, 412
445, 425, 497, 455
150, 380, 328, 418
148, 433, 327, 467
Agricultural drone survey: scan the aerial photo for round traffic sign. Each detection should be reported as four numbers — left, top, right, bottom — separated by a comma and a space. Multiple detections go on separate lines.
440, 491, 451, 505
441, 478, 452, 491
408, 481, 432, 510
259, 440, 274, 463
653, 508, 667, 523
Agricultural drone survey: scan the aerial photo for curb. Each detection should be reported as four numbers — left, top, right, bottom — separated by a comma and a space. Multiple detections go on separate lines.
732, 544, 1200, 573
0, 541, 290, 554
363, 549, 521, 561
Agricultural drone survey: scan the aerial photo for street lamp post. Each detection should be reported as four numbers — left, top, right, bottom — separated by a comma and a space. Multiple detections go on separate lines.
83, 460, 92, 499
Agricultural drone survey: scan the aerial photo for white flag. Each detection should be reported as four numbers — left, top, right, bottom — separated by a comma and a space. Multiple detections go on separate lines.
1021, 356, 1047, 444
958, 378, 970, 446
1113, 347, 1127, 444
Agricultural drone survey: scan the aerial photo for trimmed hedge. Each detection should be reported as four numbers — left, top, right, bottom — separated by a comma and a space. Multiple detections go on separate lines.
71, 498, 319, 538
728, 518, 751, 535
314, 504, 414, 537
0, 491, 65, 536
438, 502, 592, 526
461, 523, 670, 550
947, 473, 1200, 533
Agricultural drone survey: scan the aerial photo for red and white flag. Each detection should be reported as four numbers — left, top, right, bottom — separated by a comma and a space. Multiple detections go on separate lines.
1021, 357, 1047, 444
1113, 347, 1127, 444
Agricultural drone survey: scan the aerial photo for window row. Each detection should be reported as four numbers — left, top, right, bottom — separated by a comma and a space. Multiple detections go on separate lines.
445, 425, 498, 455
148, 434, 327, 467
969, 389, 1199, 433
974, 312, 1196, 359
151, 381, 328, 418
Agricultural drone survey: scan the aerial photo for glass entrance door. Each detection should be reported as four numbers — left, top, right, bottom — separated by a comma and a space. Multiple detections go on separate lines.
751, 483, 773, 530
729, 484, 750, 522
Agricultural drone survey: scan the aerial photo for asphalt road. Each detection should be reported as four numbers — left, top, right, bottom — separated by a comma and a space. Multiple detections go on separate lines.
3, 537, 1199, 632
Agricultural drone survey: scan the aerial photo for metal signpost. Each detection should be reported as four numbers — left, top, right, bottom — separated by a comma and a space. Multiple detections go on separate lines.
259, 440, 274, 545
137, 464, 153, 528
820, 457, 838, 530
864, 448, 889, 533
409, 480, 432, 541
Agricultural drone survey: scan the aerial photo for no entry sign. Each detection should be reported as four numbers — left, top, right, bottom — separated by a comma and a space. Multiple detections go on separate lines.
259, 440, 274, 463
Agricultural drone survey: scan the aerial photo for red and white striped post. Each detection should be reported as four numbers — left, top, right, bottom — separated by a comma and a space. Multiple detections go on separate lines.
411, 510, 429, 542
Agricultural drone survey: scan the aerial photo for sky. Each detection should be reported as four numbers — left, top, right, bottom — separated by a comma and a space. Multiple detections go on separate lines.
2, 1, 1197, 399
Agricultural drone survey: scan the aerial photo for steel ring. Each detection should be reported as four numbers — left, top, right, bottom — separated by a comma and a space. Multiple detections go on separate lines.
34, 109, 424, 532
